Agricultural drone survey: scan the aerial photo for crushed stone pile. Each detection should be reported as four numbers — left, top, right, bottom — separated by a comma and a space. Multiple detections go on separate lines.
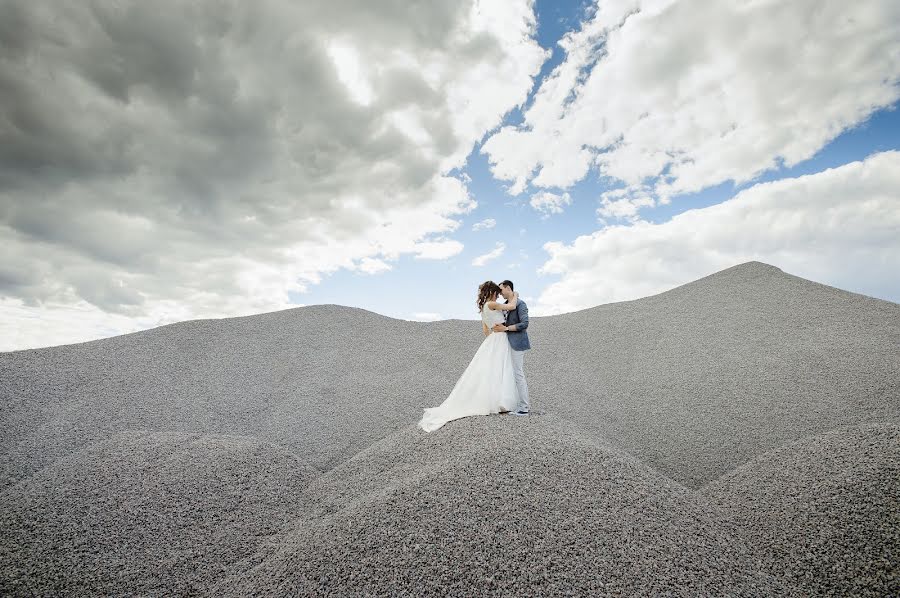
1, 261, 898, 595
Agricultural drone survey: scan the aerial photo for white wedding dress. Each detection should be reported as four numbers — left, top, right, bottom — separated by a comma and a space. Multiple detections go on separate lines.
418, 303, 520, 432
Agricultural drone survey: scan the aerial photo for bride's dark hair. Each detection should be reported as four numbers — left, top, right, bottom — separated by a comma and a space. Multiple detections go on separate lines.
476, 280, 501, 313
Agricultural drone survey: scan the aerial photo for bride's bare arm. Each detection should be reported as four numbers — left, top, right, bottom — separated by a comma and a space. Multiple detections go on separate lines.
486, 292, 518, 311
482, 321, 490, 336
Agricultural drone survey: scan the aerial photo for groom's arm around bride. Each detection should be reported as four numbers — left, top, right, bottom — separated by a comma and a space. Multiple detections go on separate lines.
502, 302, 528, 335
492, 300, 529, 343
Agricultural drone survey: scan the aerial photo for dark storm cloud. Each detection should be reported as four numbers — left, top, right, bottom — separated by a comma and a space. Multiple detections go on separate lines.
0, 0, 545, 315
1, 2, 425, 220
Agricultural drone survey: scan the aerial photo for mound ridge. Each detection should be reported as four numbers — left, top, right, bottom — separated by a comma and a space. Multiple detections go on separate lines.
213, 416, 783, 596
703, 422, 900, 596
1, 260, 898, 595
0, 301, 480, 490
0, 430, 317, 596
541, 261, 900, 488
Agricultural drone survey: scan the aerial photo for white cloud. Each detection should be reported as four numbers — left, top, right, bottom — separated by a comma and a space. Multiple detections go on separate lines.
0, 298, 143, 352
327, 40, 375, 106
472, 218, 497, 231
472, 242, 507, 267
355, 257, 392, 275
482, 0, 900, 212
534, 151, 900, 315
413, 238, 465, 260
530, 191, 572, 216
596, 187, 656, 223
0, 0, 547, 350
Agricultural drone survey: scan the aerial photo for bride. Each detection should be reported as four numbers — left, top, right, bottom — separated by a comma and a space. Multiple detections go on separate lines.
418, 281, 521, 432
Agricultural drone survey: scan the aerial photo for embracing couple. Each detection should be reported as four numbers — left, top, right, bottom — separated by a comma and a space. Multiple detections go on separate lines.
418, 279, 530, 433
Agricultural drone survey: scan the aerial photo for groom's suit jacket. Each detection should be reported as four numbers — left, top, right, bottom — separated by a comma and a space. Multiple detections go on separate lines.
505, 298, 531, 351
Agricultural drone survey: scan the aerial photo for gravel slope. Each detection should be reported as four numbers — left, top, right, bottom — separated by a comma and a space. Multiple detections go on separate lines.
211, 415, 785, 596
702, 422, 900, 597
535, 261, 900, 489
0, 431, 317, 596
1, 260, 898, 595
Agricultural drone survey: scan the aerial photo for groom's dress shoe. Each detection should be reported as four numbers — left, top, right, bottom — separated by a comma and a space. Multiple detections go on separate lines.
512, 410, 530, 416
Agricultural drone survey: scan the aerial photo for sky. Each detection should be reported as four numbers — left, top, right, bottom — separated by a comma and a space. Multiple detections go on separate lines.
1, 0, 899, 351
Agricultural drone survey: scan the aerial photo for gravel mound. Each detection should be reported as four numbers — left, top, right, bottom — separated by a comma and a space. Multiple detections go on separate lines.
1, 260, 898, 595
0, 302, 477, 490
3, 262, 896, 495
702, 422, 900, 597
212, 415, 785, 596
537, 261, 900, 489
0, 430, 317, 596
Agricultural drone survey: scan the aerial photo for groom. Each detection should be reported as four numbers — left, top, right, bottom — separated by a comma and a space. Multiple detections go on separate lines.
493, 280, 531, 415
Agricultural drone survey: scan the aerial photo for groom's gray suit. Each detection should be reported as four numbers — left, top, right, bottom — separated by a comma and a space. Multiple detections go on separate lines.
504, 298, 531, 412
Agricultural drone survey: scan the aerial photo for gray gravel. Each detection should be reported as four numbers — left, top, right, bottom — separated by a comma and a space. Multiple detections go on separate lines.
0, 430, 317, 596
703, 422, 900, 597
0, 261, 898, 595
213, 415, 786, 596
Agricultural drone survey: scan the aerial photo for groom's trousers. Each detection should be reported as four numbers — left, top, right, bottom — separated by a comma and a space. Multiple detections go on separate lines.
510, 349, 530, 412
